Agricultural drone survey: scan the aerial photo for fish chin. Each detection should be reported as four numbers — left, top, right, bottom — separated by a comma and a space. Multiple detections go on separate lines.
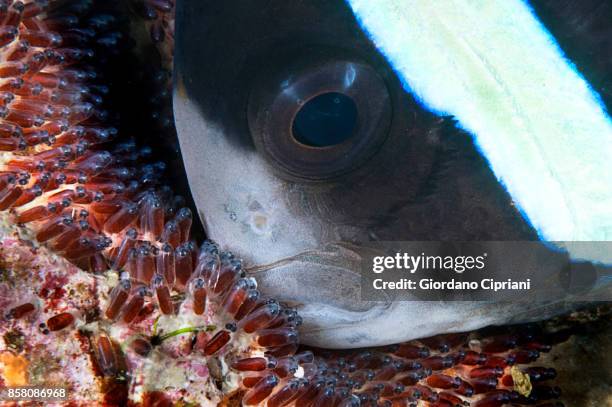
247, 242, 575, 349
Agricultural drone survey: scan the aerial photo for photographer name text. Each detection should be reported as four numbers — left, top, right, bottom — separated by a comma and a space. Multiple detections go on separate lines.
371, 252, 531, 291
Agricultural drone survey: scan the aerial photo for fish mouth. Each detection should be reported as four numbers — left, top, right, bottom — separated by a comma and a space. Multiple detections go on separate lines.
244, 240, 610, 348
247, 242, 394, 347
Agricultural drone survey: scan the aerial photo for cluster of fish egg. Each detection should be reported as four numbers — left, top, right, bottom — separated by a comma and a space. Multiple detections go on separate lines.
96, 240, 304, 406
296, 329, 566, 407
0, 0, 299, 400
0, 1, 566, 406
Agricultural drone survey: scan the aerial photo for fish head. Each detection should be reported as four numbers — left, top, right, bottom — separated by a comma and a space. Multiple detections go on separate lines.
172, 0, 610, 348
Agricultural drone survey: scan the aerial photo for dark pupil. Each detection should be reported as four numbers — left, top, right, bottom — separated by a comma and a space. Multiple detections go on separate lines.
292, 92, 357, 147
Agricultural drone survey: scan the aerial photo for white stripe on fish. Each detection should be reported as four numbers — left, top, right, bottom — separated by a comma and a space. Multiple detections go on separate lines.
347, 0, 612, 263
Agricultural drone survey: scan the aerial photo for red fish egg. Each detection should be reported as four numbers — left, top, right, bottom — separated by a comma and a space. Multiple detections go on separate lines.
46, 311, 74, 331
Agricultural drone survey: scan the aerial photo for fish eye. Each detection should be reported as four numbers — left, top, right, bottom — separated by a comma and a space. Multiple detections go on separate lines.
248, 56, 392, 181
